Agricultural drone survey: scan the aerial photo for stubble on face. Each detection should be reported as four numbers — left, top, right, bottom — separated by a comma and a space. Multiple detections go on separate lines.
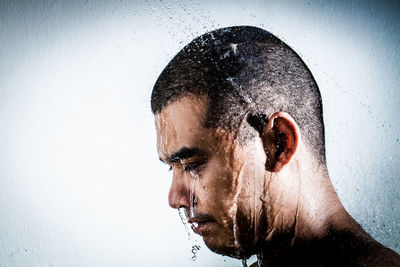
155, 95, 267, 257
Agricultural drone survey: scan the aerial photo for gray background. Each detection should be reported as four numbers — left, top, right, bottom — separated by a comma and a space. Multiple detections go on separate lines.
0, 0, 399, 266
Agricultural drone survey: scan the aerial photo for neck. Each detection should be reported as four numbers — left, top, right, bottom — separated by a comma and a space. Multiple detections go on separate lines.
257, 145, 365, 265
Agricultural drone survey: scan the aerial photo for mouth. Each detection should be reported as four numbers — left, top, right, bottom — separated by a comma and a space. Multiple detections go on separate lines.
188, 214, 216, 235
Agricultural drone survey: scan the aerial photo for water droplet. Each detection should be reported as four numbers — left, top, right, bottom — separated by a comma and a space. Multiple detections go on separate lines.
191, 244, 201, 261
178, 198, 201, 261
230, 43, 238, 54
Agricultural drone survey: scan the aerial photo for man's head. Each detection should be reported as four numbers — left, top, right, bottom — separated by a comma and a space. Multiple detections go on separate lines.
152, 26, 325, 163
152, 26, 326, 257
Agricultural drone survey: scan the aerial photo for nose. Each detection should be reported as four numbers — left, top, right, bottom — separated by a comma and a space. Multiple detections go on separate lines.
168, 171, 190, 209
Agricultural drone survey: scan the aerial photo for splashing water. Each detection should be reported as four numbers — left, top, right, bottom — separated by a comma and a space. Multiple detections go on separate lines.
190, 244, 201, 261
230, 43, 238, 54
178, 208, 202, 261
178, 168, 202, 261
178, 208, 191, 240
188, 170, 201, 260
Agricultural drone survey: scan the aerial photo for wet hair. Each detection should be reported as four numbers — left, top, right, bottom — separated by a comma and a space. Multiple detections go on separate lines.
151, 26, 326, 164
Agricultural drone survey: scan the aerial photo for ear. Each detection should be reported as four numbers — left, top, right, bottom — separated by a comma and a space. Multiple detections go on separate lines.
261, 112, 300, 172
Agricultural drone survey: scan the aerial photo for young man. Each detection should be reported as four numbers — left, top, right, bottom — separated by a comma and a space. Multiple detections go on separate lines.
151, 26, 400, 266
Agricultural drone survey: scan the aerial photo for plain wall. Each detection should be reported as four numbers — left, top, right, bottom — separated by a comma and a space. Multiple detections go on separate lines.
0, 0, 399, 266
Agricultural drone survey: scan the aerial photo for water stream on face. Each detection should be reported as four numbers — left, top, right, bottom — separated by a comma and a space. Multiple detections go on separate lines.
231, 162, 246, 258
189, 171, 201, 260
232, 201, 239, 247
189, 170, 197, 219
177, 169, 201, 261
178, 208, 191, 240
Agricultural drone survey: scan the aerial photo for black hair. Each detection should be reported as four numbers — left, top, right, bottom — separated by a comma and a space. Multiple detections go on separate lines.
151, 26, 326, 164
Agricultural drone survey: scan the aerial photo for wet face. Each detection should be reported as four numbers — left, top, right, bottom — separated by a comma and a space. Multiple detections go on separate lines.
155, 95, 267, 257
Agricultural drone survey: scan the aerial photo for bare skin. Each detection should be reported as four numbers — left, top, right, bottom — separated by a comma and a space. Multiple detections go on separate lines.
155, 95, 400, 266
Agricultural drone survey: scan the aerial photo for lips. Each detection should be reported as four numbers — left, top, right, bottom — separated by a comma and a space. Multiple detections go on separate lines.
188, 214, 216, 235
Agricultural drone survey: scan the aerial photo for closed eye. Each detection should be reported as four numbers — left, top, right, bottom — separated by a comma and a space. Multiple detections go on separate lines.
183, 162, 204, 173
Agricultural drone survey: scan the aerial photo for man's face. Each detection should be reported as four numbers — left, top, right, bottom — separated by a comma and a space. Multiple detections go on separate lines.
155, 95, 267, 257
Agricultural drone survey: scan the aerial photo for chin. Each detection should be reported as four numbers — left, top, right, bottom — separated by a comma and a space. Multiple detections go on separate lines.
202, 235, 249, 259
204, 240, 238, 258
201, 211, 259, 258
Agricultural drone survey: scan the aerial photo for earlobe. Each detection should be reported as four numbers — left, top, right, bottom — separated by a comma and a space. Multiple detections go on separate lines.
261, 112, 300, 172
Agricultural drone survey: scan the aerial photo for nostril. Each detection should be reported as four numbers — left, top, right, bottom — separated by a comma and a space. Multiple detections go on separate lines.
168, 192, 177, 208
168, 188, 181, 209
168, 186, 190, 209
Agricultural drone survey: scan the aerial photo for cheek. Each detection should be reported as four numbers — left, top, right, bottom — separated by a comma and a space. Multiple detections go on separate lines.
202, 159, 236, 195
235, 158, 266, 242
197, 159, 237, 216
238, 142, 267, 199
237, 157, 266, 210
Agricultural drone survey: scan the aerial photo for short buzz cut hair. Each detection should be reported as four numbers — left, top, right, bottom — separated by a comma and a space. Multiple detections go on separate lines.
151, 26, 326, 164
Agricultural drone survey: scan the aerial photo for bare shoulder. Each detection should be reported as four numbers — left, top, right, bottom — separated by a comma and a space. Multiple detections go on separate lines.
332, 229, 400, 267
330, 229, 400, 267
357, 243, 400, 267
249, 245, 400, 267
248, 230, 400, 267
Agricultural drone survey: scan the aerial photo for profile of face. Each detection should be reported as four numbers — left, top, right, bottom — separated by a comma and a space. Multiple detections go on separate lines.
155, 95, 268, 257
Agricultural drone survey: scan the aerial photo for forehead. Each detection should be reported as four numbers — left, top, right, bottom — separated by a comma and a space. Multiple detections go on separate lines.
155, 95, 210, 160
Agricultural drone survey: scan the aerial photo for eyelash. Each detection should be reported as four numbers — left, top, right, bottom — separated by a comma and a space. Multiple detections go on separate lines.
167, 162, 205, 173
183, 162, 204, 173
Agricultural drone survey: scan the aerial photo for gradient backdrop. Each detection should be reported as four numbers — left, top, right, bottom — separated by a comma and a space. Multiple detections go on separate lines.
0, 0, 399, 266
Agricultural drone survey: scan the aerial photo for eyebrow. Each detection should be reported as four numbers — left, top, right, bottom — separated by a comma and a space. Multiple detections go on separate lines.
161, 147, 203, 163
